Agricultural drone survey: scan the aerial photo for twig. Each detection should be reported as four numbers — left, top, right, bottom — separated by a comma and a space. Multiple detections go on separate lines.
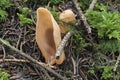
71, 57, 76, 75
56, 32, 72, 58
72, 0, 92, 34
16, 30, 22, 49
89, 0, 97, 10
41, 67, 52, 80
0, 38, 48, 67
2, 46, 6, 60
0, 38, 66, 80
113, 53, 120, 71
2, 30, 9, 39
0, 59, 29, 63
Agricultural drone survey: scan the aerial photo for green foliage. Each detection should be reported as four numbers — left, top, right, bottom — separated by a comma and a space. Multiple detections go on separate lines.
88, 68, 94, 74
49, 0, 63, 5
0, 10, 8, 21
87, 10, 120, 40
101, 66, 113, 80
40, 0, 63, 5
17, 13, 33, 25
0, 69, 9, 80
95, 4, 108, 11
98, 40, 120, 54
86, 4, 120, 53
78, 0, 92, 10
86, 4, 120, 79
50, 6, 60, 21
17, 6, 33, 25
0, 0, 12, 10
72, 30, 88, 51
23, 0, 28, 2
0, 0, 12, 21
92, 52, 115, 80
18, 6, 31, 16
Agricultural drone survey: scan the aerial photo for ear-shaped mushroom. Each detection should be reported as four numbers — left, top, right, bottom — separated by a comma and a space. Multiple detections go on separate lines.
36, 7, 65, 65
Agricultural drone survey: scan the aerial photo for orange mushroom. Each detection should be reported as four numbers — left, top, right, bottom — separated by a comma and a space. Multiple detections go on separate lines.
36, 7, 65, 65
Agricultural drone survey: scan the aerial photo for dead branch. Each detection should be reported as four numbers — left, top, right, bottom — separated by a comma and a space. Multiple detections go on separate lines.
71, 57, 76, 75
72, 0, 92, 34
113, 53, 120, 71
89, 0, 97, 10
0, 38, 66, 80
56, 31, 72, 58
0, 59, 29, 63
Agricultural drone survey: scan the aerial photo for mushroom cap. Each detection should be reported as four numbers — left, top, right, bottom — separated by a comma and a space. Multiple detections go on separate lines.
59, 9, 76, 23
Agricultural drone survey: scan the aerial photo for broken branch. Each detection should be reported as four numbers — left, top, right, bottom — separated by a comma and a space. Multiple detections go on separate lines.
0, 59, 29, 63
56, 31, 72, 58
89, 0, 97, 10
72, 0, 92, 34
113, 53, 120, 71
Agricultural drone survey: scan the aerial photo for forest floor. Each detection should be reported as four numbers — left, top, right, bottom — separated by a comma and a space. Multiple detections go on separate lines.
0, 0, 120, 80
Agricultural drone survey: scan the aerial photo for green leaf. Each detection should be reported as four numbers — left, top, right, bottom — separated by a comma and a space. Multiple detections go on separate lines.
18, 6, 31, 16
0, 69, 9, 80
17, 13, 33, 25
101, 66, 113, 79
0, 9, 8, 21
108, 31, 120, 40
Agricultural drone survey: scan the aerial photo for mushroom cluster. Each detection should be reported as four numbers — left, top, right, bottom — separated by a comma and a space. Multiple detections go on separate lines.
36, 7, 75, 65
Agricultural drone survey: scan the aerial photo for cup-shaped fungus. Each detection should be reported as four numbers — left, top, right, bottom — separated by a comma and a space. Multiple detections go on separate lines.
36, 7, 65, 65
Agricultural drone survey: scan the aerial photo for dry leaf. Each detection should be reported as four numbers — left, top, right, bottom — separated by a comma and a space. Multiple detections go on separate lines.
36, 7, 65, 65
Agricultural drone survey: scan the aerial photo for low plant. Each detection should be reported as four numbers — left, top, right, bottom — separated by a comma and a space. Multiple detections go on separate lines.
50, 6, 60, 21
17, 6, 33, 25
101, 66, 113, 80
49, 0, 63, 5
78, 0, 92, 10
86, 4, 120, 54
40, 0, 63, 5
72, 30, 88, 51
0, 0, 12, 21
85, 4, 120, 79
0, 69, 9, 80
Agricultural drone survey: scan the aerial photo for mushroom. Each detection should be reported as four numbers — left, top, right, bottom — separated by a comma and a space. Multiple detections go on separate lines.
59, 9, 76, 34
36, 7, 65, 65
59, 9, 76, 23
